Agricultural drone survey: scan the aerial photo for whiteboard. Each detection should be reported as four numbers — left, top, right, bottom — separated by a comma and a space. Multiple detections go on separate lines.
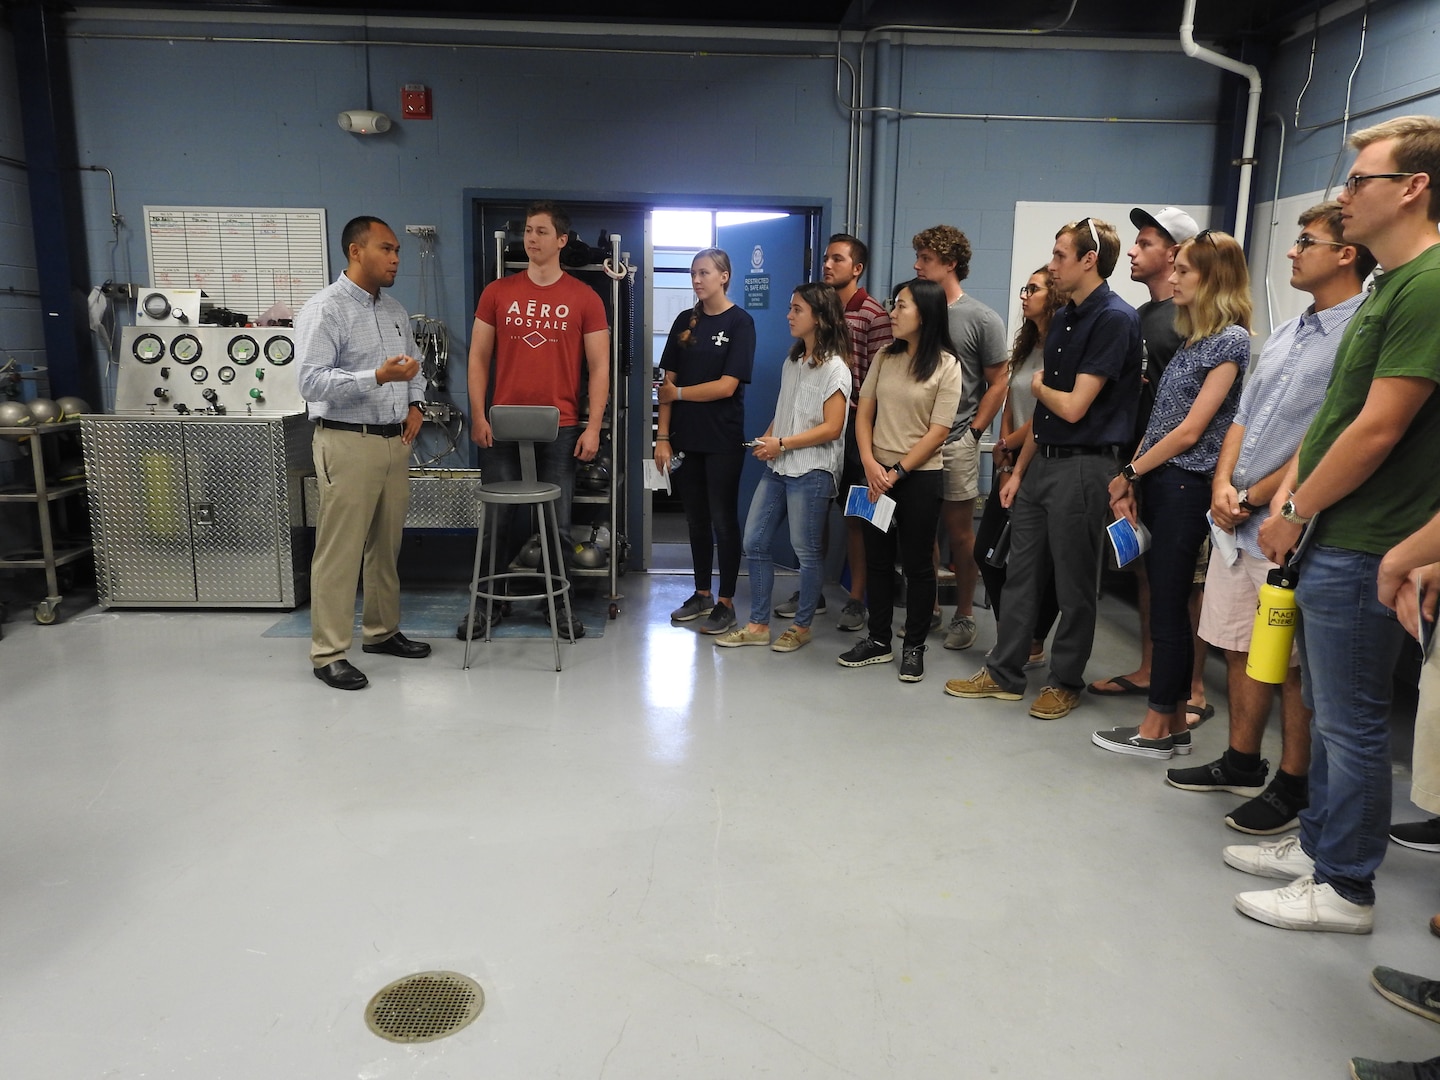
1008, 201, 1212, 344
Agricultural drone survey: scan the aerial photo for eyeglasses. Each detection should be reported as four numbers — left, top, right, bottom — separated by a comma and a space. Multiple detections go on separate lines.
1078, 216, 1101, 254
1019, 284, 1045, 298
1293, 234, 1347, 252
1193, 229, 1219, 248
1342, 171, 1418, 195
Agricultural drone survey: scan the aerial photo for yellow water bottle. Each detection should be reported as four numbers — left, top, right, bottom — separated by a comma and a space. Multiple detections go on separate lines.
1247, 564, 1299, 684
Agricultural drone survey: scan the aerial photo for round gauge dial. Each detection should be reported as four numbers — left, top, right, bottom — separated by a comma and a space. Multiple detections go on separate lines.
171, 334, 202, 364
227, 335, 259, 365
133, 333, 165, 364
264, 335, 294, 365
217, 366, 236, 384
189, 365, 209, 383
141, 292, 172, 320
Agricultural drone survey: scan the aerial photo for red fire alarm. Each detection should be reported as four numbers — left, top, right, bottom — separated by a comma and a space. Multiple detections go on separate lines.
402, 84, 432, 120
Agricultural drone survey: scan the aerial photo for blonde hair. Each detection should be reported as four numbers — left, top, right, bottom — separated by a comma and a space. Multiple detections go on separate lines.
1172, 231, 1252, 345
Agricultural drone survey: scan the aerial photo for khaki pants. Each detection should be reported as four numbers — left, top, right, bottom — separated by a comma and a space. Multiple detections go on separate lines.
1414, 647, 1440, 814
309, 425, 411, 666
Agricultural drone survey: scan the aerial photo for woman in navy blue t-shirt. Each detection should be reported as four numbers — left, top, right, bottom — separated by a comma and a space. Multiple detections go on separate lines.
655, 248, 757, 635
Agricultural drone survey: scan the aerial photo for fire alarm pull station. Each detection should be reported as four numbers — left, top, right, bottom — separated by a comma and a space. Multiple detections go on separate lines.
402, 84, 432, 120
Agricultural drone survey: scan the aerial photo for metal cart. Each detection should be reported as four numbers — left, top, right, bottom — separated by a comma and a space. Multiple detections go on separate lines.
0, 418, 92, 623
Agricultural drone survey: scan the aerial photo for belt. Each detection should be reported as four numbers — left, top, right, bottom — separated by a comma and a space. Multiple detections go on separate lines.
1038, 443, 1119, 459
316, 418, 404, 438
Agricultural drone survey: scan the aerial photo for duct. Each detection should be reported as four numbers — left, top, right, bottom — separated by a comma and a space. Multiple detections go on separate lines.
1179, 0, 1262, 249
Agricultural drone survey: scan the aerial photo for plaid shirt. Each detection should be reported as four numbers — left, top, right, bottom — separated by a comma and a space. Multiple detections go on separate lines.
844, 287, 892, 406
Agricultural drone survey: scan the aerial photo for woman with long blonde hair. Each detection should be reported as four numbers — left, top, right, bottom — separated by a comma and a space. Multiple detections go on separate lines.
1094, 230, 1252, 759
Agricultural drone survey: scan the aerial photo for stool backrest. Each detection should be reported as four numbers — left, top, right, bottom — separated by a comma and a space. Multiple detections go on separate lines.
489, 405, 561, 482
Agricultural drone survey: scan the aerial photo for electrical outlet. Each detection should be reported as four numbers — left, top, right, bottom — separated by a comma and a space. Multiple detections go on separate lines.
405, 225, 437, 239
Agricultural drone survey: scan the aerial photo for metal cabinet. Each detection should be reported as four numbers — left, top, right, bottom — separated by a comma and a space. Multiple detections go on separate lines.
80, 413, 311, 607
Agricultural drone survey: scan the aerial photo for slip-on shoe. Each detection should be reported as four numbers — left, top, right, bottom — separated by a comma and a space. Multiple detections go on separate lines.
362, 632, 431, 659
314, 659, 369, 690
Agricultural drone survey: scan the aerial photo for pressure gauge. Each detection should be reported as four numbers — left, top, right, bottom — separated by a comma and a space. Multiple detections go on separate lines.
217, 366, 237, 384
140, 292, 172, 320
227, 335, 258, 365
189, 365, 209, 383
264, 335, 294, 365
133, 333, 165, 364
171, 334, 202, 364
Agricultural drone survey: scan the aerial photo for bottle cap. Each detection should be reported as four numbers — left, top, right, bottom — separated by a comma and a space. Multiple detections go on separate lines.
1267, 564, 1299, 589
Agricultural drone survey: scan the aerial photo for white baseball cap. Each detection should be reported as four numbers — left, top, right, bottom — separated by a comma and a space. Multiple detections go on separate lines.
1130, 206, 1201, 245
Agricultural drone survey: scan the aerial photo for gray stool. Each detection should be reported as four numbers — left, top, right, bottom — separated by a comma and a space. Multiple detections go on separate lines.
462, 405, 576, 671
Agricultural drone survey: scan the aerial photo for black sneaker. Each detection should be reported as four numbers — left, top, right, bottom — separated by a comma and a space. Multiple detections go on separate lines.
670, 592, 711, 622
543, 606, 586, 641
455, 610, 493, 640
899, 643, 925, 682
1165, 754, 1268, 796
837, 637, 894, 667
774, 590, 826, 619
1226, 775, 1306, 835
698, 603, 737, 635
1390, 816, 1440, 852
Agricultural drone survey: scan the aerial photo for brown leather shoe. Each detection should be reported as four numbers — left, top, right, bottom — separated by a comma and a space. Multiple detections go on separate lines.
1029, 685, 1081, 720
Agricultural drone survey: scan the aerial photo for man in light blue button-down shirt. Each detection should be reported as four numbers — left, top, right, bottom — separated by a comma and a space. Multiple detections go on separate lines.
1167, 201, 1373, 835
298, 216, 430, 690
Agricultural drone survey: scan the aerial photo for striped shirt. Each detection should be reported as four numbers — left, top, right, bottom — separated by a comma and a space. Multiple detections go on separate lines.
297, 272, 425, 424
844, 287, 892, 406
1230, 290, 1365, 558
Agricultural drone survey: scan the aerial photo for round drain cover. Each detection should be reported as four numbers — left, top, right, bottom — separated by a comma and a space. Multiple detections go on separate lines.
365, 971, 484, 1043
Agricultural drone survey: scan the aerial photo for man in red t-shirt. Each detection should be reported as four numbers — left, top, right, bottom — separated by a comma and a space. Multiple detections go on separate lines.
462, 201, 610, 638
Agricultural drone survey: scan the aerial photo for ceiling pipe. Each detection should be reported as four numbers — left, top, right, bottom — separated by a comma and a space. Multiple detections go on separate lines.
1179, 0, 1262, 250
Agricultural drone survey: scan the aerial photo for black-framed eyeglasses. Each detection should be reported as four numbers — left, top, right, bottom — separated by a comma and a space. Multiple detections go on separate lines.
1293, 234, 1347, 252
1194, 229, 1219, 248
1342, 171, 1418, 195
1019, 284, 1044, 298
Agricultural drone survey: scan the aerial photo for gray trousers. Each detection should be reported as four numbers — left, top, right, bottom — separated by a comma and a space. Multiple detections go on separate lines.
986, 450, 1116, 693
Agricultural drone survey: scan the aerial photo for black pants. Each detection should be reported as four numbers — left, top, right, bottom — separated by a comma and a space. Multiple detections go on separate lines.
863, 469, 943, 647
1140, 465, 1212, 714
673, 448, 746, 598
974, 479, 1059, 642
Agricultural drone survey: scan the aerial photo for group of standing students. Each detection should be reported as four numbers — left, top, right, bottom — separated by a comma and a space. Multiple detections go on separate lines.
655, 224, 1253, 711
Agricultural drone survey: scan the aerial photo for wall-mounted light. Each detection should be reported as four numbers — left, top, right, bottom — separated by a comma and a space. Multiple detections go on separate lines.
337, 109, 392, 135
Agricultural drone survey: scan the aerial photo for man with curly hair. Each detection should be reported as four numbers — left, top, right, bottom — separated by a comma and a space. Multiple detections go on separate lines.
911, 225, 1008, 653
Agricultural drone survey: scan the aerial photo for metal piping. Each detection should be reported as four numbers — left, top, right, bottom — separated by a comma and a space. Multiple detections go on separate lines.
1179, 0, 1262, 249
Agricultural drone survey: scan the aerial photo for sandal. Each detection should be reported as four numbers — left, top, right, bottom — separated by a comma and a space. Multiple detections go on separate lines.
1185, 702, 1216, 730
1088, 674, 1149, 696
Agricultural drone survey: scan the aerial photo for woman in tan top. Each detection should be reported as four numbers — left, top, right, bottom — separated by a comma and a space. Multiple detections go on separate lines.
838, 278, 962, 683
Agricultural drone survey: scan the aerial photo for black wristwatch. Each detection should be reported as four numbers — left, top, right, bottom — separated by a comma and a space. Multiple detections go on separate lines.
970, 426, 986, 442
890, 462, 908, 481
409, 400, 425, 411
1121, 462, 1139, 483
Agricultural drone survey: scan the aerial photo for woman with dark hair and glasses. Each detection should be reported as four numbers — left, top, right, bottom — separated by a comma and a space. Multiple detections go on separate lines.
716, 282, 853, 653
656, 247, 757, 635
1094, 229, 1251, 759
838, 278, 962, 682
974, 266, 1064, 666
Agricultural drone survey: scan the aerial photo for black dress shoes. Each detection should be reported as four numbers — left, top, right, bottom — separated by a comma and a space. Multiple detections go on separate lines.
314, 659, 369, 690
362, 631, 432, 659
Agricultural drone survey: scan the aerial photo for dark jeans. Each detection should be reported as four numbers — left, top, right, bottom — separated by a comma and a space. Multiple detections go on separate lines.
862, 468, 943, 647
1139, 465, 1212, 714
477, 424, 581, 563
974, 478, 1059, 641
673, 448, 745, 598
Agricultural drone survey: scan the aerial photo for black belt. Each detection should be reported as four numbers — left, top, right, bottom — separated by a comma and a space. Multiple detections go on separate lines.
1038, 443, 1119, 459
316, 418, 404, 438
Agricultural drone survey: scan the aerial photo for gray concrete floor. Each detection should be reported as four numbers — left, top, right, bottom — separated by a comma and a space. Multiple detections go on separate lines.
1, 575, 1436, 1079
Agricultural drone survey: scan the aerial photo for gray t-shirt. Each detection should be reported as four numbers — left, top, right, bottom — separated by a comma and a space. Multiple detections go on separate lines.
944, 292, 1008, 440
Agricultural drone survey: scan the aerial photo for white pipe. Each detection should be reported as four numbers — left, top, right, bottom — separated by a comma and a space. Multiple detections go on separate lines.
1180, 0, 1262, 249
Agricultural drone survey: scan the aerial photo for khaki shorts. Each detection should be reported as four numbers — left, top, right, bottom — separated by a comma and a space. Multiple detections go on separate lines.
941, 435, 980, 502
1413, 649, 1440, 815
1196, 544, 1298, 665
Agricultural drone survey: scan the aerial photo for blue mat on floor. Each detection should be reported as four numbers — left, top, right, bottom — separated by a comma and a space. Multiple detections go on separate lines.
261, 587, 607, 639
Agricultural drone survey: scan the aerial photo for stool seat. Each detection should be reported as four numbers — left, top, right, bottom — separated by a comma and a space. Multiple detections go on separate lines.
477, 480, 563, 503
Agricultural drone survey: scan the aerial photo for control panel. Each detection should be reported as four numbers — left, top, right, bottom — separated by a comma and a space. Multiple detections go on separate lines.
134, 289, 204, 327
117, 326, 305, 415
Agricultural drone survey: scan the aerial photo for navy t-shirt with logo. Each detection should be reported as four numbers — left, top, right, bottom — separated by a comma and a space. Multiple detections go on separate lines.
660, 305, 756, 454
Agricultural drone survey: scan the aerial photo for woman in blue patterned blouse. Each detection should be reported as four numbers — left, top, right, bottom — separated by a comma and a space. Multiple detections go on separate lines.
1093, 230, 1252, 759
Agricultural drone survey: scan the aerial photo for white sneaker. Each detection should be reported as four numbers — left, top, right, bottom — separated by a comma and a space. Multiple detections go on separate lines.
1234, 875, 1374, 934
1222, 834, 1315, 880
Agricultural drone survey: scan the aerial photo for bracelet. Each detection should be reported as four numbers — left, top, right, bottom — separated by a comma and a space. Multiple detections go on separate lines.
677, 385, 683, 401
656, 434, 670, 441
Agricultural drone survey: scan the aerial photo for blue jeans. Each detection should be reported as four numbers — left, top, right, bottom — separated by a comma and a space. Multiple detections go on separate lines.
1140, 466, 1212, 714
1295, 544, 1406, 906
743, 468, 831, 628
478, 425, 582, 561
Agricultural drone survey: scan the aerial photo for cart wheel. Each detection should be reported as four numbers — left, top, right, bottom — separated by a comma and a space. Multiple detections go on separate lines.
34, 600, 58, 625
607, 602, 619, 620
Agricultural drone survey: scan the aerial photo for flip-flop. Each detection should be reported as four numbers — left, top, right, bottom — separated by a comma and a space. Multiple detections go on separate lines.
1185, 702, 1216, 730
1088, 674, 1149, 696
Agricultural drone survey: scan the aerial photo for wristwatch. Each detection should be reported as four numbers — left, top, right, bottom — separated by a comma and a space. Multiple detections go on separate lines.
410, 400, 425, 410
1121, 462, 1139, 483
890, 462, 908, 481
1236, 487, 1261, 512
970, 426, 986, 442
1279, 496, 1311, 525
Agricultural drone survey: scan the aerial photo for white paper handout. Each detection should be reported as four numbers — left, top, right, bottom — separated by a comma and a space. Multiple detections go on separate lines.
844, 484, 896, 532
1107, 517, 1152, 568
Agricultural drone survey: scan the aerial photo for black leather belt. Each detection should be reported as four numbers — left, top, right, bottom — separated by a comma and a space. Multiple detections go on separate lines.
1038, 443, 1119, 459
316, 418, 404, 438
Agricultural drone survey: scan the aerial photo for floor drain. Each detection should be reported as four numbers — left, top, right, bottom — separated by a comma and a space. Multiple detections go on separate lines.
365, 971, 484, 1043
